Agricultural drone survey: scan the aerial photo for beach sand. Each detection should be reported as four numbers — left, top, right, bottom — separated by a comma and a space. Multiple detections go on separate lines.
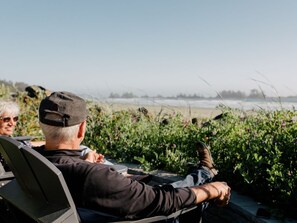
94, 102, 223, 120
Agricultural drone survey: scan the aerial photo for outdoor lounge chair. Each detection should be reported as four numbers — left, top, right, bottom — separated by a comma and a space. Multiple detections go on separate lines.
0, 136, 200, 223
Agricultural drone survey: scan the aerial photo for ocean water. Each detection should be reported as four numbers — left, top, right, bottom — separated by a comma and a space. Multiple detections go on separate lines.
98, 98, 297, 111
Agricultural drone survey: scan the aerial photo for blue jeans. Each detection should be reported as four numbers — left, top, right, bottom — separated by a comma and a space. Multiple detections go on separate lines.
171, 166, 214, 188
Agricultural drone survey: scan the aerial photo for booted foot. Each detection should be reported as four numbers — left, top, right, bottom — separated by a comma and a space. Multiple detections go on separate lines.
196, 141, 218, 176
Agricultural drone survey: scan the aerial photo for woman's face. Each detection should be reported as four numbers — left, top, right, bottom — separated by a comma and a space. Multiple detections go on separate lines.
0, 112, 18, 136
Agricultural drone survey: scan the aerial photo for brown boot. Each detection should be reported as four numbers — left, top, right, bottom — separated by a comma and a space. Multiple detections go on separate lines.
196, 141, 218, 176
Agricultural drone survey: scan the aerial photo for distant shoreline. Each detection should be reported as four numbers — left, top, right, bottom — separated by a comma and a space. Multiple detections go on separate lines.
89, 96, 297, 120
93, 101, 223, 120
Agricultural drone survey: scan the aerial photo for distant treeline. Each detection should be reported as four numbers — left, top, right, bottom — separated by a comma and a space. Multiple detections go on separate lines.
109, 89, 297, 100
2, 79, 297, 101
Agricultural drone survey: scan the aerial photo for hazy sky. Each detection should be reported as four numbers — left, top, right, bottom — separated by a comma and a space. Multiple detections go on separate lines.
1, 0, 297, 98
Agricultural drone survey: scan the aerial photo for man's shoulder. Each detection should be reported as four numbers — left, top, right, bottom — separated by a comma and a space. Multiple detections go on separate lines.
32, 146, 83, 164
56, 161, 118, 177
33, 146, 81, 156
32, 145, 45, 153
55, 160, 111, 181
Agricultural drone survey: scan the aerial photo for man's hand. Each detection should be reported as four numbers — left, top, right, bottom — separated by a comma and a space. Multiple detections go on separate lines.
82, 150, 105, 163
191, 181, 231, 206
213, 182, 231, 206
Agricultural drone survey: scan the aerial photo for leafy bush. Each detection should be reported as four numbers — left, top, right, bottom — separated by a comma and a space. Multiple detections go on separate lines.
84, 103, 297, 211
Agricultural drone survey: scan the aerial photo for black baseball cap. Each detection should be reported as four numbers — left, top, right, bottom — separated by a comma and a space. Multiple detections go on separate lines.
39, 91, 88, 127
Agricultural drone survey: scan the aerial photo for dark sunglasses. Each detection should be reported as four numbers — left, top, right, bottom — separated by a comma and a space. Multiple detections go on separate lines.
0, 116, 19, 123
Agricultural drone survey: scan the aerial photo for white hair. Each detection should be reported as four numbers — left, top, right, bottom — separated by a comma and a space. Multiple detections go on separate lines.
39, 122, 80, 144
0, 100, 20, 117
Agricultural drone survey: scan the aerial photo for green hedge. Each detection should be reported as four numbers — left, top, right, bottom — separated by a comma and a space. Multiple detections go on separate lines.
84, 104, 297, 210
2, 87, 296, 216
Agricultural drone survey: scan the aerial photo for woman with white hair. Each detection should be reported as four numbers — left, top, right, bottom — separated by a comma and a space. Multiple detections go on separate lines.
0, 100, 41, 166
0, 100, 21, 171
0, 100, 19, 136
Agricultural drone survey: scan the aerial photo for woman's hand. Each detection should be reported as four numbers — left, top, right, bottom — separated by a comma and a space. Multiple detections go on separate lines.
82, 150, 105, 163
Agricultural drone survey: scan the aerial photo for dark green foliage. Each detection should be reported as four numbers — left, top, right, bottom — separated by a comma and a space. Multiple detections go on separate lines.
84, 103, 297, 212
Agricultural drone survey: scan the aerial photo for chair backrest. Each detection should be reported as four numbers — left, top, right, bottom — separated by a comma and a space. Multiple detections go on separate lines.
0, 136, 81, 223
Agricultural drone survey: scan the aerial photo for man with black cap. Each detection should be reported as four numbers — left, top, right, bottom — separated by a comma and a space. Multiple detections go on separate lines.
34, 91, 231, 221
